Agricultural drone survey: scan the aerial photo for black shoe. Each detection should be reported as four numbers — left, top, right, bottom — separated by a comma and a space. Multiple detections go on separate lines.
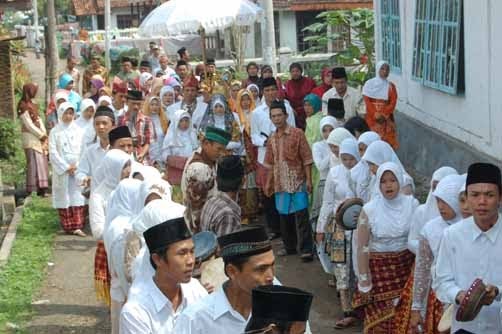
301, 253, 314, 262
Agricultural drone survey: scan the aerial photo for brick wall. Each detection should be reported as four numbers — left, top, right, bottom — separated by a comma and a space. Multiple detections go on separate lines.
0, 42, 14, 119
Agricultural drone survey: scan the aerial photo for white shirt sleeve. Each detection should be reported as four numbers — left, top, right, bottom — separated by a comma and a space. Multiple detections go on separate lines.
48, 131, 70, 176
89, 192, 105, 240
76, 147, 91, 184
250, 110, 267, 147
285, 102, 296, 128
317, 168, 337, 233
432, 228, 462, 304
312, 143, 330, 173
119, 304, 153, 334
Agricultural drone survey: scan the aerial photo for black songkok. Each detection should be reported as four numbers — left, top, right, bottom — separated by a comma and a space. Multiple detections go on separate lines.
332, 67, 347, 79
108, 126, 131, 145
94, 106, 115, 121
327, 98, 345, 119
466, 163, 502, 192
127, 90, 144, 101
217, 156, 244, 192
261, 77, 277, 89
205, 58, 216, 65
244, 285, 314, 332
144, 217, 192, 254
140, 60, 151, 68
217, 226, 271, 260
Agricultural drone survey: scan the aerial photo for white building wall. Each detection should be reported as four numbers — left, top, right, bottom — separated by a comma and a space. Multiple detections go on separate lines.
374, 0, 502, 161
278, 11, 297, 52
111, 7, 134, 29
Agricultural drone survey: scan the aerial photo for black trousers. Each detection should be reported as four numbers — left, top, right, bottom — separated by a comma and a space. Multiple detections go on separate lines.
263, 194, 280, 234
279, 208, 313, 254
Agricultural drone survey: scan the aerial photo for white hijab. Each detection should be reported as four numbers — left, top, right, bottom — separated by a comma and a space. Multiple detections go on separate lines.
339, 137, 360, 161
104, 178, 142, 254
362, 60, 390, 100
163, 109, 198, 151
431, 174, 465, 224
364, 162, 418, 238
131, 199, 187, 285
76, 98, 95, 126
421, 166, 459, 221
319, 116, 338, 138
55, 102, 76, 130
358, 131, 381, 147
93, 149, 131, 194
326, 127, 355, 147
160, 85, 175, 110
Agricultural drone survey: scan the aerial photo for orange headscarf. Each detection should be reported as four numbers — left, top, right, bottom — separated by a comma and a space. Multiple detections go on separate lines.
235, 89, 256, 134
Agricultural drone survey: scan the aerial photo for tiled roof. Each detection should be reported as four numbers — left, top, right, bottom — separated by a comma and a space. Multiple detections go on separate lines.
274, 0, 373, 11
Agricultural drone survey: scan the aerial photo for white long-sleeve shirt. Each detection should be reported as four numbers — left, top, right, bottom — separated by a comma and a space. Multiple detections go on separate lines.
120, 277, 207, 334
250, 103, 296, 164
321, 86, 364, 117
433, 216, 502, 334
76, 139, 108, 185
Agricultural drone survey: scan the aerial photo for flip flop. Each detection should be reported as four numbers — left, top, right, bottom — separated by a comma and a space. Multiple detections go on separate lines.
73, 229, 87, 237
334, 317, 357, 329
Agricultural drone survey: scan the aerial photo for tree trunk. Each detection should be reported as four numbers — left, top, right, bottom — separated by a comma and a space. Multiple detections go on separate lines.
46, 0, 58, 101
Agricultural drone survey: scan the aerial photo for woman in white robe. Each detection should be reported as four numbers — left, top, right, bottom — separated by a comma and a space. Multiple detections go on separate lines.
89, 148, 132, 305
104, 178, 142, 334
310, 116, 338, 228
407, 166, 458, 254
349, 131, 381, 203
161, 110, 199, 203
406, 174, 465, 333
316, 138, 360, 329
354, 162, 419, 332
75, 98, 96, 148
49, 101, 86, 236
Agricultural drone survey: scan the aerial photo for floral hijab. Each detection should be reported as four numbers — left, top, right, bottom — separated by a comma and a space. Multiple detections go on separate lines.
199, 94, 241, 142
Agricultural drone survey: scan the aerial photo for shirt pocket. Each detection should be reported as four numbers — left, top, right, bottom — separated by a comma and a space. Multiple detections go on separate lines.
284, 138, 299, 161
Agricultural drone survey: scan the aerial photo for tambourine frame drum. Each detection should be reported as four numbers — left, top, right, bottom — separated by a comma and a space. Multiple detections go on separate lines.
335, 198, 364, 230
455, 278, 487, 322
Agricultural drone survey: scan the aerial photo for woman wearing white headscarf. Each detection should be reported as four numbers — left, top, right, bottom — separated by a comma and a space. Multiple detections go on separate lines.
407, 166, 458, 255
103, 178, 142, 334
89, 148, 132, 306
143, 96, 168, 168
162, 110, 199, 203
139, 72, 153, 98
316, 138, 360, 329
49, 102, 86, 236
361, 139, 414, 199
160, 85, 175, 115
396, 174, 465, 333
326, 127, 356, 166
362, 61, 399, 149
76, 98, 96, 147
246, 83, 261, 107
353, 162, 419, 333
349, 131, 381, 203
310, 116, 338, 228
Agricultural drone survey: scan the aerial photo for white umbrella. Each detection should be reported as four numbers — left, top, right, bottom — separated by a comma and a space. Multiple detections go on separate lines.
138, 0, 263, 37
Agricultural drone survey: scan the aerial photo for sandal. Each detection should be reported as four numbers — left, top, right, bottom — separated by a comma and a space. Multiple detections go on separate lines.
73, 229, 87, 237
334, 317, 357, 329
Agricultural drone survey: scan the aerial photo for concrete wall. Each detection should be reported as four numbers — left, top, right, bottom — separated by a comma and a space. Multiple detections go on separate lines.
374, 0, 502, 174
278, 11, 297, 52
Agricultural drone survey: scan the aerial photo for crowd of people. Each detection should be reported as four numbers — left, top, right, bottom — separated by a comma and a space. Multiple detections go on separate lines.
15, 42, 502, 334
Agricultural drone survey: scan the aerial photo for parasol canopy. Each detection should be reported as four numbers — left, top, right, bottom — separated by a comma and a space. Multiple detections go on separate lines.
138, 0, 264, 37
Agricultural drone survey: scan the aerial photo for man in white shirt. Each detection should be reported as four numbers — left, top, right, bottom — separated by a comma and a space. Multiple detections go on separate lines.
120, 217, 208, 334
174, 226, 275, 333
434, 162, 502, 334
76, 106, 115, 191
154, 55, 176, 78
251, 77, 295, 239
321, 67, 364, 118
166, 76, 207, 129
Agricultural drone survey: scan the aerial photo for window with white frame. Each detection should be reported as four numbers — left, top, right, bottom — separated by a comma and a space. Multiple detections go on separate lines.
412, 0, 464, 95
381, 0, 402, 72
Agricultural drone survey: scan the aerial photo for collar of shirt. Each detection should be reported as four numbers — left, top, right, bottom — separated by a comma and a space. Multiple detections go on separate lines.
217, 191, 240, 211
275, 125, 291, 138
470, 215, 502, 243
211, 287, 248, 322
147, 277, 187, 314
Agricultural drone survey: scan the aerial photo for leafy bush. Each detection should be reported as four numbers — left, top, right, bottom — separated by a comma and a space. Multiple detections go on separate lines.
0, 117, 26, 186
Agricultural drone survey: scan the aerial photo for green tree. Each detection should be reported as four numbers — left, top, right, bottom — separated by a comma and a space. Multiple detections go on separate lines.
302, 9, 375, 86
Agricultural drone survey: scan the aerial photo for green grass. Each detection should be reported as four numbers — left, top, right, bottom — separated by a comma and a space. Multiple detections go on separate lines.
0, 196, 58, 332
